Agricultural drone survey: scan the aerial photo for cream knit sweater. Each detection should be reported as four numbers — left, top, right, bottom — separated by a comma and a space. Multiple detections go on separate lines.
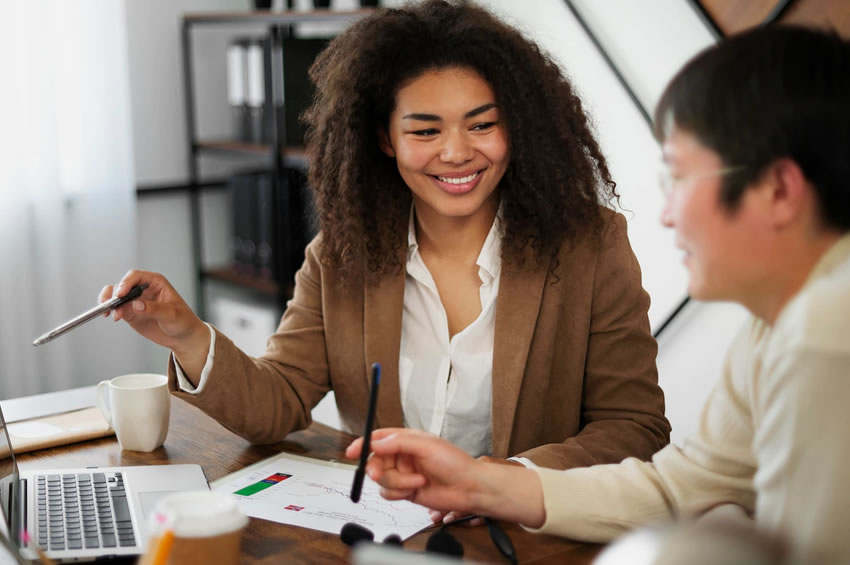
530, 234, 850, 565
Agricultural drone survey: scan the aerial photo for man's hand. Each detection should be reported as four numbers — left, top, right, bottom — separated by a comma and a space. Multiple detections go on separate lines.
346, 431, 546, 528
433, 456, 523, 525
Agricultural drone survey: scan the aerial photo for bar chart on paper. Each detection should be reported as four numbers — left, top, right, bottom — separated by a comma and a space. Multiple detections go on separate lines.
233, 472, 292, 496
212, 452, 433, 541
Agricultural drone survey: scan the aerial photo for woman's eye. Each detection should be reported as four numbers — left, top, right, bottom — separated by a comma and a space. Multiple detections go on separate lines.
471, 122, 496, 131
411, 128, 439, 136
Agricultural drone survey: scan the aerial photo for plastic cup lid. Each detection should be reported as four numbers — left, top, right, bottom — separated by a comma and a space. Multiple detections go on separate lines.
153, 491, 248, 538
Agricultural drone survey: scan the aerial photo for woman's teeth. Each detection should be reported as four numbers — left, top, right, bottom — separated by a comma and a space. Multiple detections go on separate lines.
437, 172, 479, 184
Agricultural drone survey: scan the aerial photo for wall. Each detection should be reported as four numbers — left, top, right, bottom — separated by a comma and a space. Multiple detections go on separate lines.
125, 0, 250, 186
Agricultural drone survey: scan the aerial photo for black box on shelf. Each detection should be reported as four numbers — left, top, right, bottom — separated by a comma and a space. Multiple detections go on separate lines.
272, 168, 317, 285
229, 173, 259, 275
280, 168, 318, 279
280, 38, 328, 147
229, 169, 317, 287
255, 173, 275, 280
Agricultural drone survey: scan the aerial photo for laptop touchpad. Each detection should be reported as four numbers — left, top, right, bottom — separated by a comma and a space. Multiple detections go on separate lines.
138, 491, 179, 519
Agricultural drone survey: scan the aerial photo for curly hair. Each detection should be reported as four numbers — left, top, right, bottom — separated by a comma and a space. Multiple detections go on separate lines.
303, 0, 618, 283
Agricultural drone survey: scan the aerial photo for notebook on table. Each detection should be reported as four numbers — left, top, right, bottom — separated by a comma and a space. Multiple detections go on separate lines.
5, 407, 113, 455
0, 399, 209, 562
1, 386, 113, 455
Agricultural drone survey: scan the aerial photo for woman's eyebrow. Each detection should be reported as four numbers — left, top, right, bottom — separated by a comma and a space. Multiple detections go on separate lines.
402, 112, 441, 121
464, 103, 496, 119
402, 103, 498, 122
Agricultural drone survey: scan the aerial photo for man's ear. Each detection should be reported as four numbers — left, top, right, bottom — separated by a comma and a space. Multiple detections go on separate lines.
763, 158, 808, 228
378, 128, 395, 157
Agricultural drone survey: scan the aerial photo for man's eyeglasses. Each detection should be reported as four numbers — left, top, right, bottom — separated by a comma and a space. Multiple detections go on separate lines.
657, 165, 745, 199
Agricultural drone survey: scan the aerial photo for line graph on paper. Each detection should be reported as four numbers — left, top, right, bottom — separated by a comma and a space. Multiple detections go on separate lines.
212, 452, 433, 540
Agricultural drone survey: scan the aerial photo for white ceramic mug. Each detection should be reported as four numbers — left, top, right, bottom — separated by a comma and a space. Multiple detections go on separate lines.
96, 373, 170, 452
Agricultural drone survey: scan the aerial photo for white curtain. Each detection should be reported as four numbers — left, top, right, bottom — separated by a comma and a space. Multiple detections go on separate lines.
0, 1, 141, 399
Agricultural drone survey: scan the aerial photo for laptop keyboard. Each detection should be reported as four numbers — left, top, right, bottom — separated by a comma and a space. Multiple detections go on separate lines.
35, 472, 136, 552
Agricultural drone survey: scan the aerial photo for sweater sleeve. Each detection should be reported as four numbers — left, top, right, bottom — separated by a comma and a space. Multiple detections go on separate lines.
526, 325, 759, 541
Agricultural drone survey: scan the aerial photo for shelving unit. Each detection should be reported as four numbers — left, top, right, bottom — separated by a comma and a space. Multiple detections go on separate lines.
180, 9, 369, 318
195, 141, 307, 168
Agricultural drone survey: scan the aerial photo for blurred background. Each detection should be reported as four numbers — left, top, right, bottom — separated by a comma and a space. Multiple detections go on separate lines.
0, 0, 847, 443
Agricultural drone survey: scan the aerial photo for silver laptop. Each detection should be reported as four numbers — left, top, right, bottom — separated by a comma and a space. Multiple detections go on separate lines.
0, 400, 209, 562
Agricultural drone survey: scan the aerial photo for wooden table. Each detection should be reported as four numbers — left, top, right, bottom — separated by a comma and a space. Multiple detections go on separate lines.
17, 398, 603, 564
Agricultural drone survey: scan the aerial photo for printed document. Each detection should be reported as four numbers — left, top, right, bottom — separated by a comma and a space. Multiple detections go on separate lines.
212, 451, 433, 541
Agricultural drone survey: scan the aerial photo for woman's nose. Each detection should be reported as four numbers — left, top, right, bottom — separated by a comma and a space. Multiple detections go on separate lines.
440, 130, 474, 164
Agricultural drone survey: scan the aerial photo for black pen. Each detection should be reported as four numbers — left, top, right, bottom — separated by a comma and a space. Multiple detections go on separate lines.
441, 515, 517, 564
32, 283, 149, 346
486, 518, 518, 565
350, 362, 381, 503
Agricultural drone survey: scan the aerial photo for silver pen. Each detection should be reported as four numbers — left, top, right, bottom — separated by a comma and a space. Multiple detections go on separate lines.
32, 283, 149, 346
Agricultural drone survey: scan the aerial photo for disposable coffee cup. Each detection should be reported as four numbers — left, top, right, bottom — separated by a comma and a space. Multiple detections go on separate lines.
145, 491, 248, 565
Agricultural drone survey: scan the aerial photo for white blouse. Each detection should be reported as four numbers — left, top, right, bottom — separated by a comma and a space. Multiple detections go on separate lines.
176, 210, 508, 459
399, 210, 501, 457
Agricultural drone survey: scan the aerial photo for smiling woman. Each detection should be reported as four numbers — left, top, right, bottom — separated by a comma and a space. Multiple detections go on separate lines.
98, 0, 670, 502
304, 1, 624, 284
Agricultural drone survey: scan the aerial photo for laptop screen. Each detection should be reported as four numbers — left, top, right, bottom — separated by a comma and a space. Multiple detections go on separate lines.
0, 402, 20, 548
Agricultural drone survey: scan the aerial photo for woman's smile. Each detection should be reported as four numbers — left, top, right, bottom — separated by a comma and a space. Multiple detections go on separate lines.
430, 169, 485, 194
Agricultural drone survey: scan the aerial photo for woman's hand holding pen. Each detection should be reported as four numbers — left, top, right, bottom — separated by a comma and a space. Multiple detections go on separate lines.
99, 270, 210, 380
345, 428, 546, 529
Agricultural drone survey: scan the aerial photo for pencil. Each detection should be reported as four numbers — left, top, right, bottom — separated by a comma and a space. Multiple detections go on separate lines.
19, 531, 55, 565
149, 529, 175, 565
33, 546, 56, 565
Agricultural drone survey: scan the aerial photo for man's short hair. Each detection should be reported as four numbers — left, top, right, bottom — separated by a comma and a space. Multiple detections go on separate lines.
654, 26, 850, 230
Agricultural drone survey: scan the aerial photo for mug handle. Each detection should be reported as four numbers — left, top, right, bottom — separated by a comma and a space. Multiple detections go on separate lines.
96, 380, 113, 428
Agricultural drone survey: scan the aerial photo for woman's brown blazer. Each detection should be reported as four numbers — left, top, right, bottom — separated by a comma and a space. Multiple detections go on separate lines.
169, 209, 670, 469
